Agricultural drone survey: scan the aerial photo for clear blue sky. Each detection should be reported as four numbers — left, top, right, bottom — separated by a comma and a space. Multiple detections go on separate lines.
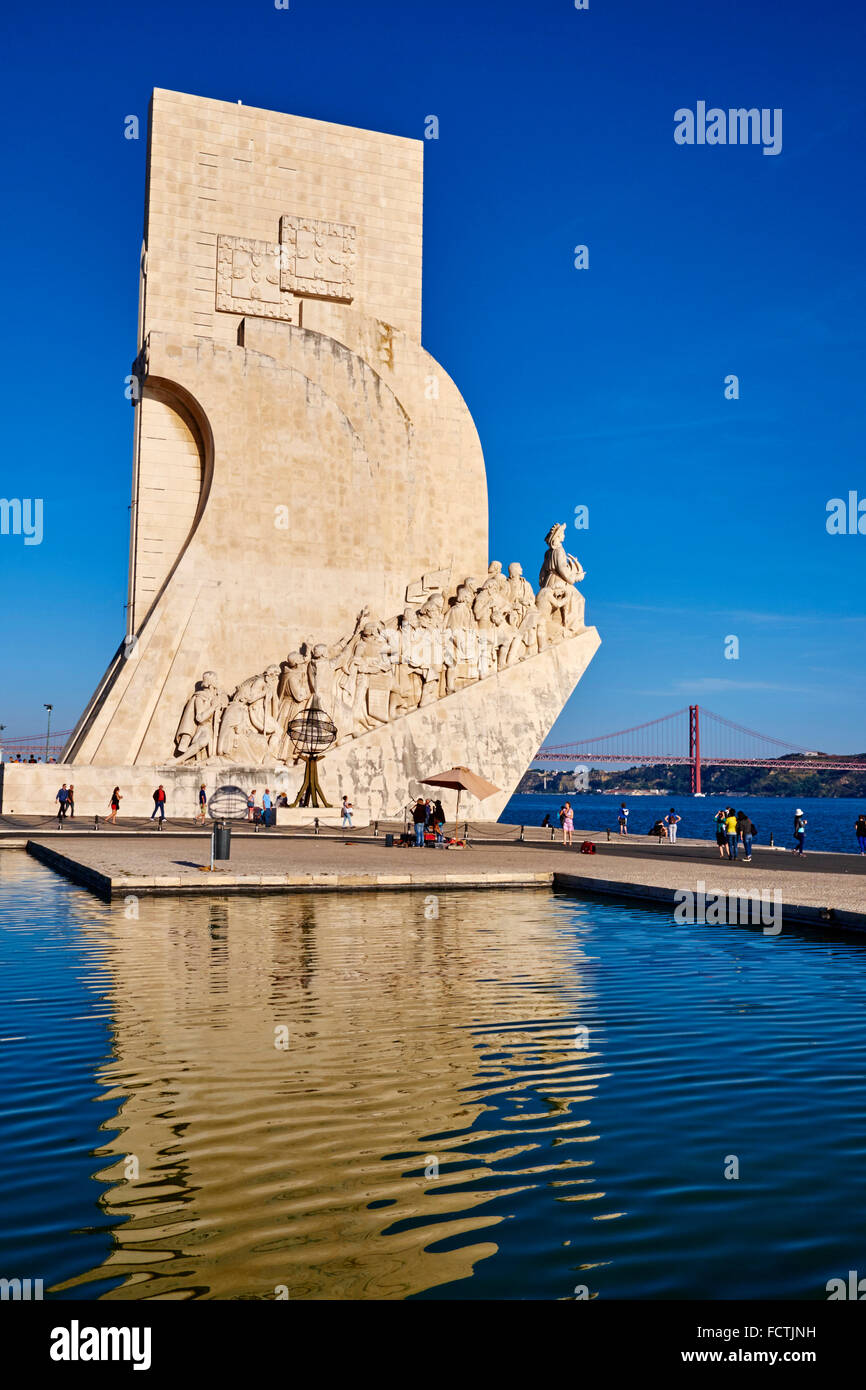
1, 0, 864, 752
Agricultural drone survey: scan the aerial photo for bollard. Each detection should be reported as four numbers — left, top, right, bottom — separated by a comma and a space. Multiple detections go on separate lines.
606, 828, 611, 842
94, 815, 99, 831
314, 817, 320, 836
550, 825, 555, 841
372, 820, 379, 838
769, 831, 774, 847
519, 825, 525, 842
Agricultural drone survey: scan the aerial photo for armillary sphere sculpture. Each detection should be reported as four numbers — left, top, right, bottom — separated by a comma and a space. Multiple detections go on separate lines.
288, 696, 338, 807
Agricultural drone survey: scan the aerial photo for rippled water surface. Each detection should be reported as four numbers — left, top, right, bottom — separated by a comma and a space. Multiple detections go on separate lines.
2, 853, 866, 1300
505, 792, 866, 854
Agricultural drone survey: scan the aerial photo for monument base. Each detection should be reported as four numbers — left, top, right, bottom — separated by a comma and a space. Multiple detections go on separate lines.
2, 628, 599, 822
275, 807, 371, 829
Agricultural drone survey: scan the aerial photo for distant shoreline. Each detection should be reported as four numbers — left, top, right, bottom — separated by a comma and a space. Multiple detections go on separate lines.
516, 788, 866, 801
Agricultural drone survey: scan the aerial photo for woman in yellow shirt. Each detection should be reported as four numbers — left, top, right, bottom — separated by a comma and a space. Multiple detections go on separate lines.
724, 809, 739, 860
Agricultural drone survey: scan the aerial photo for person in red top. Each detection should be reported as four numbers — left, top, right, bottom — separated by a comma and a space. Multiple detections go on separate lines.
151, 785, 166, 821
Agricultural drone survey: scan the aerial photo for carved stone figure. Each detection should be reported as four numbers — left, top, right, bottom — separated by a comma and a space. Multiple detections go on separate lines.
393, 606, 422, 711
554, 578, 585, 635
340, 618, 395, 733
413, 599, 446, 705
477, 603, 513, 678
539, 522, 585, 590
175, 671, 229, 763
305, 609, 368, 742
473, 561, 510, 623
444, 584, 479, 694
216, 665, 283, 763
217, 689, 261, 764
529, 578, 584, 650
506, 561, 534, 625
276, 651, 311, 759
278, 651, 311, 718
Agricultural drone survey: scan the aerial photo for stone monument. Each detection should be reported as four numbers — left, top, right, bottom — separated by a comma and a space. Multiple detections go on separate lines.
2, 89, 599, 820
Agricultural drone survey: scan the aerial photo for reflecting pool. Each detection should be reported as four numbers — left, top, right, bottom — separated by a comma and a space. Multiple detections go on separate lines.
2, 854, 865, 1300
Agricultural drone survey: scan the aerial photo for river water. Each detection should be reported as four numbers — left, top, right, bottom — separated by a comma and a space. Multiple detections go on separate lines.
503, 793, 866, 855
2, 853, 865, 1301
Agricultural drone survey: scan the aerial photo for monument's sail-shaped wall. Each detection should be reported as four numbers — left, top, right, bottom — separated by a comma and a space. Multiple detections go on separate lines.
64, 89, 489, 768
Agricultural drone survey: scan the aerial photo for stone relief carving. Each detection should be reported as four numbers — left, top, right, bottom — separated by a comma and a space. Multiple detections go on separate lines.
215, 214, 355, 319
405, 567, 452, 604
216, 235, 298, 321
279, 215, 355, 302
174, 523, 588, 766
175, 671, 228, 763
539, 521, 585, 589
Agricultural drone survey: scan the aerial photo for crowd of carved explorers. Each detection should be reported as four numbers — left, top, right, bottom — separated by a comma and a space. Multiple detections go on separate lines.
173, 524, 586, 766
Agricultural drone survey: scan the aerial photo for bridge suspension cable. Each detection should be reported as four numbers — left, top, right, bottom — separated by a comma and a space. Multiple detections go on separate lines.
536, 704, 861, 775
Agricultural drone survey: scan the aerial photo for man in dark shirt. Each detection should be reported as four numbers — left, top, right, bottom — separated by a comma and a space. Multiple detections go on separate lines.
412, 798, 428, 847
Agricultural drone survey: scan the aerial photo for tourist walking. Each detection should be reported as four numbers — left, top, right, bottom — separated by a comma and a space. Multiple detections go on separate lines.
561, 801, 574, 847
108, 787, 121, 824
247, 790, 256, 822
725, 807, 739, 860
262, 788, 273, 827
196, 784, 208, 824
412, 798, 428, 847
741, 814, 756, 862
341, 795, 353, 828
151, 785, 166, 822
793, 808, 807, 855
856, 813, 866, 855
664, 808, 681, 842
55, 784, 69, 819
66, 785, 75, 818
714, 808, 728, 858
618, 802, 629, 835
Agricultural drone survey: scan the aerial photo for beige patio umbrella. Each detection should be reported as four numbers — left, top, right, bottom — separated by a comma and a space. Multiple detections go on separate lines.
419, 765, 501, 836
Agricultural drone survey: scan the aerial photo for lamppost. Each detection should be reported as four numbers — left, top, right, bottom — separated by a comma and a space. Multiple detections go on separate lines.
44, 704, 53, 763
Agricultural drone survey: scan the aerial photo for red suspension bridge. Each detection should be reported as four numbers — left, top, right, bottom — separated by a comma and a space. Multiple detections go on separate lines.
2, 707, 863, 789
1, 730, 73, 762
537, 705, 864, 794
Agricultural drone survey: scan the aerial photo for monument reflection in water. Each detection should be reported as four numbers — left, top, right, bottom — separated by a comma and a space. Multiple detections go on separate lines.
61, 885, 600, 1301
7, 855, 866, 1302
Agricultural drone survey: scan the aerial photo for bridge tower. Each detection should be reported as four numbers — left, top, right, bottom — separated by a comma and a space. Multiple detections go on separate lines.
689, 704, 701, 795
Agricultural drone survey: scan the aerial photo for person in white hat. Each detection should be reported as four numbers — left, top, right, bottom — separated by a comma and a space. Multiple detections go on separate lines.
793, 808, 807, 855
